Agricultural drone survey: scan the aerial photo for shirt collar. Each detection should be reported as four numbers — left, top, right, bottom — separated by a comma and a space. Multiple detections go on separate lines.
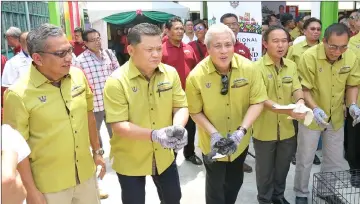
263, 53, 287, 68
21, 50, 30, 58
207, 55, 239, 74
166, 39, 184, 48
128, 58, 165, 80
30, 63, 71, 88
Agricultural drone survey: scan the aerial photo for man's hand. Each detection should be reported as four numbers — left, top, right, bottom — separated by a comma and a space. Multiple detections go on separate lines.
349, 104, 360, 126
313, 107, 329, 128
93, 154, 106, 179
26, 188, 47, 204
217, 136, 237, 156
229, 129, 245, 146
151, 126, 180, 149
288, 109, 307, 120
210, 132, 223, 151
173, 127, 188, 152
1, 151, 27, 204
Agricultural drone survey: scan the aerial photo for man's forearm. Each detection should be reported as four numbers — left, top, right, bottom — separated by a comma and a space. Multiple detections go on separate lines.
111, 122, 152, 140
190, 112, 218, 135
172, 107, 189, 127
17, 157, 38, 193
303, 88, 318, 110
293, 89, 304, 103
241, 102, 264, 129
87, 111, 100, 150
264, 100, 292, 115
346, 85, 359, 106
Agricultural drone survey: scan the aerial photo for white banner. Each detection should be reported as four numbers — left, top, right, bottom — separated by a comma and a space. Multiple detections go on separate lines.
207, 2, 263, 61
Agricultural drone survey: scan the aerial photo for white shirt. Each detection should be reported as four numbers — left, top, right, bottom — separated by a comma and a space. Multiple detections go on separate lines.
293, 35, 306, 45
182, 33, 197, 44
2, 51, 32, 87
1, 124, 31, 163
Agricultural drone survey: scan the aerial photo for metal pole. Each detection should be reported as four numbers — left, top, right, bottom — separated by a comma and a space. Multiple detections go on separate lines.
25, 1, 31, 30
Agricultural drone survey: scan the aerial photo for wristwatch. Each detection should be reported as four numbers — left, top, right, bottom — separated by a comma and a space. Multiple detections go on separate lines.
92, 148, 104, 156
237, 126, 247, 135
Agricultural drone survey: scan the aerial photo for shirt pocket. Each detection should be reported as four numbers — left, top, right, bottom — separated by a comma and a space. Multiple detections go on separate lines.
231, 78, 250, 104
336, 66, 351, 84
282, 76, 294, 94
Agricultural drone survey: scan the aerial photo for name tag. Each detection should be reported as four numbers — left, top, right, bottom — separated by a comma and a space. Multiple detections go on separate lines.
231, 78, 248, 88
338, 66, 351, 74
71, 85, 85, 98
282, 76, 293, 83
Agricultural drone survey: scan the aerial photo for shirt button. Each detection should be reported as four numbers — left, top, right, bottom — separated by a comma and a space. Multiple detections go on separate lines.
75, 131, 77, 134
151, 108, 154, 110
76, 160, 79, 162
155, 148, 158, 151
228, 117, 230, 119
228, 130, 231, 133
76, 146, 79, 148
71, 115, 74, 118
153, 122, 155, 125
227, 104, 229, 106
150, 93, 152, 96
279, 97, 282, 99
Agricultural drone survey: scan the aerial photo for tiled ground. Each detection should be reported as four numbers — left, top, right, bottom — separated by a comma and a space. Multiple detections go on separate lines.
98, 126, 328, 204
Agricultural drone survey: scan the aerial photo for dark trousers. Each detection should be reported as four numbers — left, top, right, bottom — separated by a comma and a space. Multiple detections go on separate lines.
253, 137, 296, 204
203, 147, 248, 204
183, 117, 196, 158
116, 162, 181, 204
344, 108, 360, 170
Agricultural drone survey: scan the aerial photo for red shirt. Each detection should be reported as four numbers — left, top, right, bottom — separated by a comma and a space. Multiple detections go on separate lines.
234, 41, 251, 60
162, 40, 198, 89
13, 45, 21, 55
71, 41, 86, 56
120, 36, 129, 54
188, 40, 208, 64
162, 35, 168, 44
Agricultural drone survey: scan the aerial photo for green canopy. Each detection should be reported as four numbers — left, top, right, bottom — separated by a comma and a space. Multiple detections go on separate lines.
103, 11, 174, 25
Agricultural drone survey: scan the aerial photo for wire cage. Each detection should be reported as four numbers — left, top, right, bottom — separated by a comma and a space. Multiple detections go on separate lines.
312, 169, 360, 204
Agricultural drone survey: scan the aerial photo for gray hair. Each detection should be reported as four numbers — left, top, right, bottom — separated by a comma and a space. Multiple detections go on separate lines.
5, 27, 22, 39
204, 23, 236, 48
27, 23, 64, 56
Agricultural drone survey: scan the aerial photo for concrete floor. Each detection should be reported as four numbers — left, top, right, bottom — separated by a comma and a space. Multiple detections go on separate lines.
98, 126, 325, 204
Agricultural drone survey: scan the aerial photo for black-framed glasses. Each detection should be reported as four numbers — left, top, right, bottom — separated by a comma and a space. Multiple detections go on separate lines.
38, 47, 74, 58
220, 75, 229, 95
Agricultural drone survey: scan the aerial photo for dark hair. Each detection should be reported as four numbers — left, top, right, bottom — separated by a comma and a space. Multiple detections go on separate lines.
263, 25, 290, 42
303, 18, 322, 30
323, 23, 350, 42
262, 21, 269, 26
193, 19, 207, 29
74, 27, 83, 33
220, 13, 238, 23
279, 5, 285, 9
82, 28, 100, 42
338, 16, 347, 23
203, 18, 208, 21
266, 14, 277, 23
127, 23, 161, 46
165, 16, 183, 30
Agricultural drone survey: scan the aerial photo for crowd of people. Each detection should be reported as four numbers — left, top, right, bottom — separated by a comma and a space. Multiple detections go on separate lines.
1, 9, 360, 204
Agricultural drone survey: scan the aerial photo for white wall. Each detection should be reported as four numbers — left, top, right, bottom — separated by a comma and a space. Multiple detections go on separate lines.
286, 1, 355, 11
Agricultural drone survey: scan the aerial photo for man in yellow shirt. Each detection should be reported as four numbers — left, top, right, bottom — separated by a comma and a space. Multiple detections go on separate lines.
347, 11, 360, 187
186, 23, 267, 204
253, 25, 307, 204
103, 23, 188, 204
295, 23, 360, 204
287, 18, 322, 65
286, 17, 322, 166
3, 24, 105, 204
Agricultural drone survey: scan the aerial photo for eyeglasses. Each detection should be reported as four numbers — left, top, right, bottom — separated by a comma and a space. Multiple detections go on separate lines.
88, 37, 101, 42
194, 26, 205, 31
326, 44, 348, 52
220, 75, 229, 95
309, 27, 321, 31
38, 47, 74, 58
